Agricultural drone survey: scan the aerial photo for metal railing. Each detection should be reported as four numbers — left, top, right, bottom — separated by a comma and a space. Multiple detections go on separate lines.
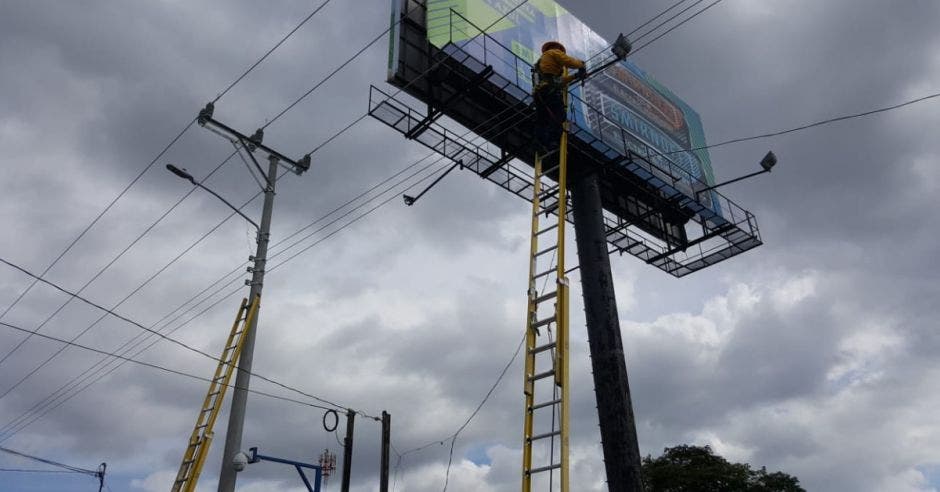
437, 9, 758, 234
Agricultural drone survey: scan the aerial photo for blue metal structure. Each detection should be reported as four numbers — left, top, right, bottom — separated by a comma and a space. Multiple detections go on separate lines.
247, 447, 323, 492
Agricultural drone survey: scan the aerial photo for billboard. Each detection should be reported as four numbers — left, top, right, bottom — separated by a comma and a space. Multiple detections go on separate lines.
421, 0, 716, 188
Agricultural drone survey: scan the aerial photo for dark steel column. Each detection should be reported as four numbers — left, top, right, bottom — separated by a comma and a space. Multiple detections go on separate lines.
340, 409, 355, 492
570, 172, 644, 492
380, 411, 390, 492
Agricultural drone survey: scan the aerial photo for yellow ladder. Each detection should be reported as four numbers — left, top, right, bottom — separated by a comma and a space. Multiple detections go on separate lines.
522, 92, 571, 492
172, 295, 260, 492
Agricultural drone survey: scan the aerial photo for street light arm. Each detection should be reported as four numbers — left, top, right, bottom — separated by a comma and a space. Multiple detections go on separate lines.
696, 168, 769, 196
166, 164, 260, 230
695, 151, 777, 198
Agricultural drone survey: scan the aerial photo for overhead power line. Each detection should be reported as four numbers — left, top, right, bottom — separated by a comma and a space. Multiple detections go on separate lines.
0, 0, 336, 387
0, 152, 239, 398
632, 0, 710, 44
214, 0, 336, 103
0, 468, 79, 473
631, 0, 724, 55
0, 257, 369, 418
0, 445, 99, 476
1, 0, 707, 441
304, 0, 532, 156
0, 159, 455, 442
684, 90, 940, 153
0, 320, 337, 413
0, 0, 332, 330
391, 333, 526, 492
0, 89, 535, 441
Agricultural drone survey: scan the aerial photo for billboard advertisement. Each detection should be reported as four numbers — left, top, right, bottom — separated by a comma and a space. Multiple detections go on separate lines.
420, 0, 716, 188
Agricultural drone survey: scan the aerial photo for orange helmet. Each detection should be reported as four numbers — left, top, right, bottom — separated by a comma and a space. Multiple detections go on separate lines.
541, 41, 566, 53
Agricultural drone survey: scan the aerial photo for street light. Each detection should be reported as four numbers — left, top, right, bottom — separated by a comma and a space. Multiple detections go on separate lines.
695, 150, 777, 198
166, 164, 260, 230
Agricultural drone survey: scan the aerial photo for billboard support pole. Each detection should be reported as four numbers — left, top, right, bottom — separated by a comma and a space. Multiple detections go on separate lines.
570, 171, 644, 492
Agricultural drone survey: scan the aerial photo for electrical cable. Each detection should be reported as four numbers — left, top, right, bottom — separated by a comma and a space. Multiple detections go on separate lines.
0, 0, 347, 386
584, 0, 691, 64
0, 320, 336, 412
441, 333, 526, 491
262, 17, 399, 129
631, 0, 709, 44
630, 0, 724, 56
0, 160, 455, 441
677, 90, 940, 154
0, 0, 374, 417
24, 101, 535, 433
0, 8, 539, 439
213, 0, 336, 104
0, 151, 239, 399
0, 468, 78, 473
389, 332, 526, 492
0, 257, 369, 422
303, 0, 532, 156
0, 445, 99, 476
0, 0, 333, 360
9, 150, 432, 429
11, 70, 916, 441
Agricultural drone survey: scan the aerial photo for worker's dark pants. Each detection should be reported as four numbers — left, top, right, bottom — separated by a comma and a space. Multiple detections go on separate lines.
534, 88, 565, 151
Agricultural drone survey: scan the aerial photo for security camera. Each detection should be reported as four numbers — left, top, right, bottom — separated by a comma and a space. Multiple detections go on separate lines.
232, 451, 249, 472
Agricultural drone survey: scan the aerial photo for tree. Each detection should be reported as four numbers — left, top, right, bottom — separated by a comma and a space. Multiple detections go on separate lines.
641, 444, 805, 492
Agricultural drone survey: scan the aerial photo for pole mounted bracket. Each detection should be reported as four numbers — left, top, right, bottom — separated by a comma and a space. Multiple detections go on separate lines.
612, 33, 632, 60
196, 107, 311, 176
295, 153, 312, 175
198, 102, 215, 126
247, 128, 264, 151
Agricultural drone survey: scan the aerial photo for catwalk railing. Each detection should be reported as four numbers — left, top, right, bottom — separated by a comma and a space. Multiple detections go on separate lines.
375, 7, 762, 277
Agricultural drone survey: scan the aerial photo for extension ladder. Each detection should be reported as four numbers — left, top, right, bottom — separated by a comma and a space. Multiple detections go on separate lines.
521, 94, 571, 492
172, 295, 260, 492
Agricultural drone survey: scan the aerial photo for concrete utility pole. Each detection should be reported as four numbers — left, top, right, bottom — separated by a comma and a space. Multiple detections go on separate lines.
570, 173, 644, 492
184, 103, 310, 492
217, 154, 279, 492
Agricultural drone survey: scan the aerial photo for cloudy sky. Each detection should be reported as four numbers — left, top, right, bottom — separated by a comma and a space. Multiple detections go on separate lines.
1, 0, 939, 491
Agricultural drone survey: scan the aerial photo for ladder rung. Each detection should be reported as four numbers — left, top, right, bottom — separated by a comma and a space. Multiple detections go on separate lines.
538, 203, 559, 216
532, 316, 554, 329
534, 245, 557, 258
528, 430, 561, 442
542, 164, 561, 176
534, 291, 557, 304
533, 268, 555, 280
537, 148, 559, 159
528, 369, 555, 382
527, 463, 561, 475
530, 398, 562, 411
529, 341, 556, 355
536, 223, 558, 236
539, 186, 560, 200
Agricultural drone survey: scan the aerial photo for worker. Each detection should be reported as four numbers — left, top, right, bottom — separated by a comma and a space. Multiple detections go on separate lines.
533, 41, 586, 153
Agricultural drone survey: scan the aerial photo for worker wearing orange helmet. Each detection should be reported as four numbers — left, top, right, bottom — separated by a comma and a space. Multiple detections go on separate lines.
533, 40, 586, 152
